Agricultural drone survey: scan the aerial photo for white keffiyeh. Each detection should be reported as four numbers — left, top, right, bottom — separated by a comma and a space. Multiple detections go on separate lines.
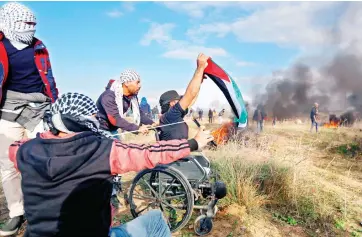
0, 2, 36, 45
110, 69, 141, 126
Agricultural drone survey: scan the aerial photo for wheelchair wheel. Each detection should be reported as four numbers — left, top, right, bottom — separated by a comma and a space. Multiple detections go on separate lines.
128, 166, 194, 232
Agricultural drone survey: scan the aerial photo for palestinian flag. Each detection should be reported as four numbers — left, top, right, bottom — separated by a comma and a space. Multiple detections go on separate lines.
204, 59, 248, 128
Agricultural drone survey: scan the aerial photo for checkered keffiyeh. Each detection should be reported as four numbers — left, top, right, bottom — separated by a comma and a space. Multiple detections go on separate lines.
47, 92, 112, 138
51, 92, 98, 117
111, 69, 141, 126
0, 2, 36, 44
119, 69, 141, 84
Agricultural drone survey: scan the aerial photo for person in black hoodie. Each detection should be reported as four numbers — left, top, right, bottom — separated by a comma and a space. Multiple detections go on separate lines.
8, 92, 213, 237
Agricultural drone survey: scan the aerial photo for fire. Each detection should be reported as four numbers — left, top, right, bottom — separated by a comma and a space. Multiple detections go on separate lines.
323, 120, 339, 128
211, 122, 234, 145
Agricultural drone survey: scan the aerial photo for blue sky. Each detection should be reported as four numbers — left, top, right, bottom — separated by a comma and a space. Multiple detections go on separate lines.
15, 1, 359, 109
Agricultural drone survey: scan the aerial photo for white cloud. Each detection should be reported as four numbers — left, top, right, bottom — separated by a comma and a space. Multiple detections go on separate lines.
186, 2, 341, 49
106, 3, 135, 19
140, 22, 228, 60
163, 46, 227, 60
335, 2, 362, 53
140, 23, 175, 46
162, 2, 300, 19
123, 2, 135, 12
106, 9, 123, 18
236, 60, 257, 67
162, 2, 233, 18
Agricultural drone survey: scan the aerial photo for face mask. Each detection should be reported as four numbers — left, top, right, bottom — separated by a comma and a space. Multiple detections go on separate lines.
0, 3, 37, 45
13, 29, 36, 44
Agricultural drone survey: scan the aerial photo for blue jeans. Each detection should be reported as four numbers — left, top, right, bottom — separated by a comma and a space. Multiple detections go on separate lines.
109, 210, 171, 237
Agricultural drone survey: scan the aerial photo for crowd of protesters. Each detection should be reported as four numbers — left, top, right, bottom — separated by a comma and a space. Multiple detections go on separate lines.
0, 3, 215, 237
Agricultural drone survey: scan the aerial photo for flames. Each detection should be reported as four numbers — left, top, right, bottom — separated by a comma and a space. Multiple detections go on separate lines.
323, 121, 339, 128
211, 122, 235, 145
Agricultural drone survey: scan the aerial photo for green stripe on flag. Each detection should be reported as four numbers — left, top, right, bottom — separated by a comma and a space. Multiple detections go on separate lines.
230, 77, 248, 126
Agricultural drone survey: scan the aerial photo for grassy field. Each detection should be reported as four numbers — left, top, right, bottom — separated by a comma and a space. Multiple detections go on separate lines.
1, 118, 362, 236
119, 119, 362, 237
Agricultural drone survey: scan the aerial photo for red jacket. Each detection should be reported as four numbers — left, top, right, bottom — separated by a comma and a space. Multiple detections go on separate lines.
0, 32, 58, 104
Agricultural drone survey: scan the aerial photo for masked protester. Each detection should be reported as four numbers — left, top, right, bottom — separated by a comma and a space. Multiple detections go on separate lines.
158, 53, 209, 141
7, 92, 213, 237
0, 3, 58, 235
96, 70, 156, 139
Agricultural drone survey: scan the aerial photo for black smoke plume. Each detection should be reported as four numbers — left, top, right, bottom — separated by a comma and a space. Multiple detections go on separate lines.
253, 53, 362, 120
252, 2, 362, 121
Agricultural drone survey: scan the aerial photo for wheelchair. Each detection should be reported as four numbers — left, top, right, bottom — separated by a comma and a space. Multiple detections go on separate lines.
123, 128, 227, 236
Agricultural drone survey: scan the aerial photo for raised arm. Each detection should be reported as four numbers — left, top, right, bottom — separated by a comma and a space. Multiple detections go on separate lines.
109, 127, 213, 174
179, 53, 209, 111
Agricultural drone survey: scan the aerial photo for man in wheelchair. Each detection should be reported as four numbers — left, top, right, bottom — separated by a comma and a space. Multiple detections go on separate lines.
158, 53, 209, 142
157, 53, 214, 180
148, 53, 227, 235
7, 93, 214, 237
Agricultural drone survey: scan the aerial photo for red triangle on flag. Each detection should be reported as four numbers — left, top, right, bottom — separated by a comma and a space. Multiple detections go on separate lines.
204, 58, 230, 82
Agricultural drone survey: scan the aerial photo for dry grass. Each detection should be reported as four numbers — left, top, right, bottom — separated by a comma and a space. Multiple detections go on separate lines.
1, 118, 360, 237
124, 120, 362, 236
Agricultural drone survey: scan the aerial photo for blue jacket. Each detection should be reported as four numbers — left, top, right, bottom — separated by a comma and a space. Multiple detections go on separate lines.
0, 32, 58, 104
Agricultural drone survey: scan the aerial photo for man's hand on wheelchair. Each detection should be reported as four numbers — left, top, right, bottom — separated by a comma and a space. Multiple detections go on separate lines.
193, 126, 214, 150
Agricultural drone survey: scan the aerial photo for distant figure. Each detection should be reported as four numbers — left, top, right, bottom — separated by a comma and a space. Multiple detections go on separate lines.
310, 102, 319, 133
198, 109, 203, 121
189, 108, 193, 118
245, 102, 250, 127
253, 105, 266, 133
272, 116, 277, 127
218, 109, 225, 124
208, 109, 213, 123
151, 105, 159, 121
140, 97, 151, 120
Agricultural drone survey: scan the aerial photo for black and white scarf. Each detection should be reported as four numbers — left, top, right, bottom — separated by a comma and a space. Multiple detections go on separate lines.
45, 92, 112, 138
0, 2, 36, 46
111, 69, 141, 126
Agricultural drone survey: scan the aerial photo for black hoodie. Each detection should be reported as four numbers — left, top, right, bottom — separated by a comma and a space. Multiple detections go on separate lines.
18, 132, 113, 237
10, 131, 196, 237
